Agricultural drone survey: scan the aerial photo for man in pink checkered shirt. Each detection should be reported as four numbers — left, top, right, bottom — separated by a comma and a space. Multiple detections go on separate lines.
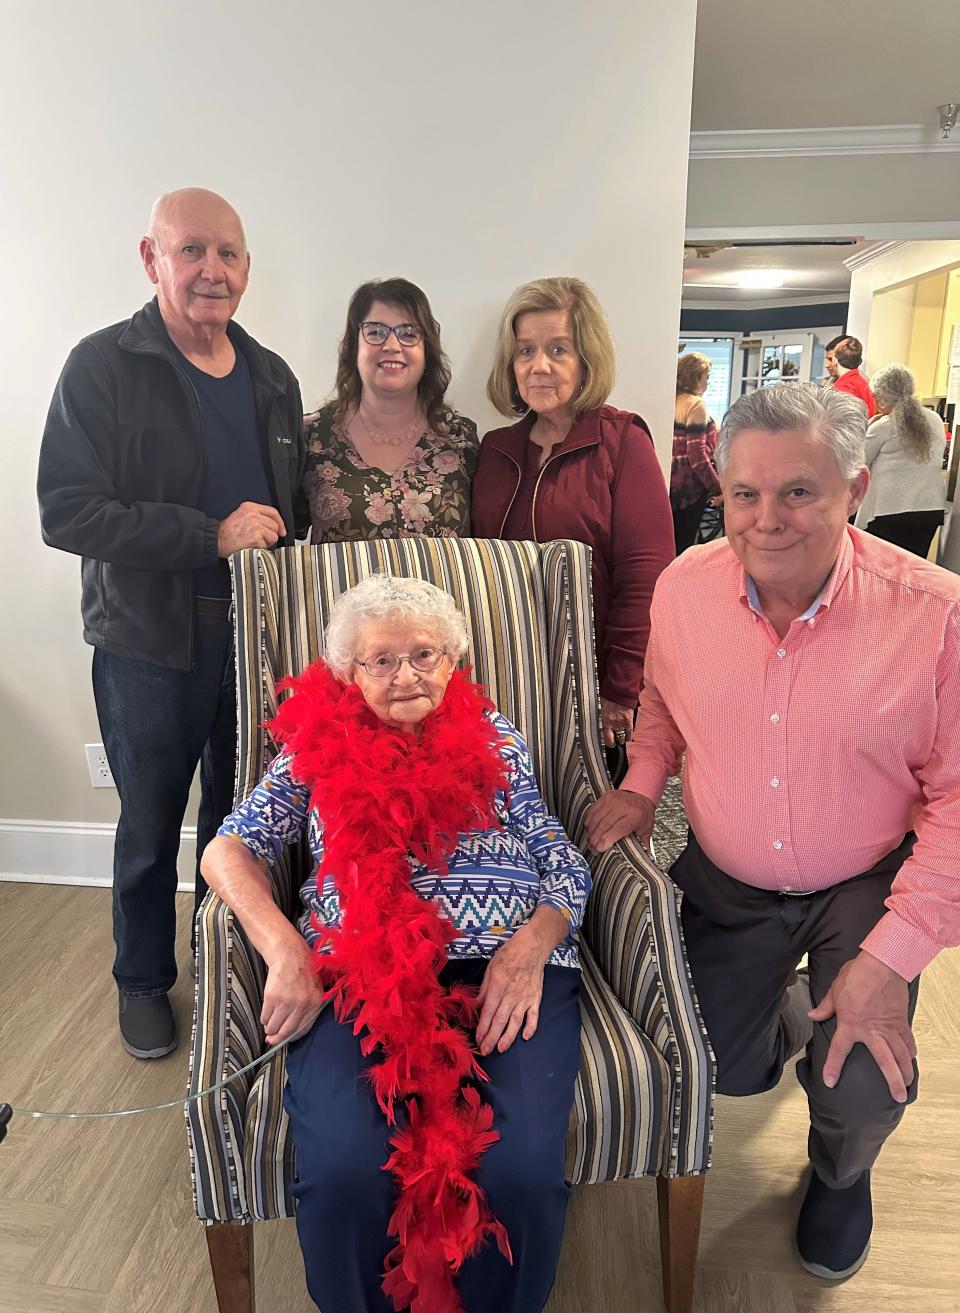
587, 381, 960, 1283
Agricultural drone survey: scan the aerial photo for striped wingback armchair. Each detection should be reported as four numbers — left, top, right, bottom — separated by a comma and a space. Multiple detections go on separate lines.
187, 537, 714, 1313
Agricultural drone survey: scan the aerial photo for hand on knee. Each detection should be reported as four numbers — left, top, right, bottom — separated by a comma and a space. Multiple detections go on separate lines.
810, 953, 915, 1104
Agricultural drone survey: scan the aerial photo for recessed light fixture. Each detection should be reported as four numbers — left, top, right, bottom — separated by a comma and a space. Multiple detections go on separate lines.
737, 270, 786, 289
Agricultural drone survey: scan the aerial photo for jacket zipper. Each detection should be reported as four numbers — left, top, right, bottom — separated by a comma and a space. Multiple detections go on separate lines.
168, 362, 204, 672
497, 455, 523, 536
130, 342, 210, 672
530, 448, 568, 542
498, 445, 571, 540
250, 373, 285, 519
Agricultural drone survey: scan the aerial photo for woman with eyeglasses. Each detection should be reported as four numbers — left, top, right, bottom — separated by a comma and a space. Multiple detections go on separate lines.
201, 574, 589, 1313
303, 278, 478, 542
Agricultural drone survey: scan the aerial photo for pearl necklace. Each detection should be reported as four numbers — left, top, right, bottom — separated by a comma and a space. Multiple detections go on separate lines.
353, 409, 427, 447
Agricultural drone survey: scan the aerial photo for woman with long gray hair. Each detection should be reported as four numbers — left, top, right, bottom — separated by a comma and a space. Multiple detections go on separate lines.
854, 363, 947, 558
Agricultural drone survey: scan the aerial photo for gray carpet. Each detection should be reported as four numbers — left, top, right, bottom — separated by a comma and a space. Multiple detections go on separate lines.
651, 773, 688, 872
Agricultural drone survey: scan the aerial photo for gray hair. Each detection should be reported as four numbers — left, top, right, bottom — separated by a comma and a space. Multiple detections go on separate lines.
716, 382, 867, 481
323, 575, 469, 679
871, 363, 934, 462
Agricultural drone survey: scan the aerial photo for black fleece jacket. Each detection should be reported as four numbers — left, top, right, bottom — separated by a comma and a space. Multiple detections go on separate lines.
38, 298, 307, 669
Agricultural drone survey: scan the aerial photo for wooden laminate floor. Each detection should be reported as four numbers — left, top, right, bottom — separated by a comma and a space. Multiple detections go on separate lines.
1, 883, 958, 1313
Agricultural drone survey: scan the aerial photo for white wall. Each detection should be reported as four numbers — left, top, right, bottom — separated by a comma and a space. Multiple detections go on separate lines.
846, 241, 960, 375
1, 1, 697, 858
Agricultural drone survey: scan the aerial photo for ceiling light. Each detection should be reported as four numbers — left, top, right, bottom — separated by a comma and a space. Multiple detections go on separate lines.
737, 270, 786, 289
938, 103, 959, 140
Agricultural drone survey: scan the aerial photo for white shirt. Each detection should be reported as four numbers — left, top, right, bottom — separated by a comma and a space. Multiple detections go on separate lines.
855, 408, 947, 526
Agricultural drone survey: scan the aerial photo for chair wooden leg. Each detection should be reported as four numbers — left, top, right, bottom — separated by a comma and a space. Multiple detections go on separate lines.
656, 1174, 705, 1313
206, 1220, 255, 1313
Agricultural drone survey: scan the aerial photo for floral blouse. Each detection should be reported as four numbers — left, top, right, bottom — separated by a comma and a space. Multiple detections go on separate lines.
303, 403, 479, 542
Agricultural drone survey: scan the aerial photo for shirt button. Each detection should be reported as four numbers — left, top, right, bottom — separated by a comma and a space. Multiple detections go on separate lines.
770, 713, 780, 723
776, 647, 786, 658
771, 777, 780, 788
783, 885, 794, 892
807, 619, 816, 628
773, 839, 783, 850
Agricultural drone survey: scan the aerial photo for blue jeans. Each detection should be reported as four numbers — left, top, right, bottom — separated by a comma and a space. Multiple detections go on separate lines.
284, 959, 581, 1313
92, 614, 236, 996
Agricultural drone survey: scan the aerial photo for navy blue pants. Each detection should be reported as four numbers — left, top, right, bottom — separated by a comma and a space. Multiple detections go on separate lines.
92, 613, 236, 996
284, 960, 581, 1313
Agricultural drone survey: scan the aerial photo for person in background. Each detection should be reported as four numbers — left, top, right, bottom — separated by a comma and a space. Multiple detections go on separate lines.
832, 336, 876, 416
822, 335, 845, 386
671, 351, 722, 553
585, 382, 960, 1285
303, 278, 477, 542
855, 362, 947, 558
37, 188, 307, 1059
471, 277, 674, 781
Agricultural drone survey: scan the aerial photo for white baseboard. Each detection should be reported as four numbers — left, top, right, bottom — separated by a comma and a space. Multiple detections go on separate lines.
0, 819, 197, 891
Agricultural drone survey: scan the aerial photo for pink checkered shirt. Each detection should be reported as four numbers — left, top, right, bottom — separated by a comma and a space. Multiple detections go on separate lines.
623, 527, 960, 980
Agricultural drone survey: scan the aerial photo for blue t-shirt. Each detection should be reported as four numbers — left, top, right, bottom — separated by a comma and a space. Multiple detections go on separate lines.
178, 348, 277, 598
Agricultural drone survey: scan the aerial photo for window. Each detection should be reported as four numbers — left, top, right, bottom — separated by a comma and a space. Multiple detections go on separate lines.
678, 336, 735, 421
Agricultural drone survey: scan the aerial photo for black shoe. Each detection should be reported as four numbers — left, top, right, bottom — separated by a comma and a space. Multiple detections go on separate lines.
796, 1169, 872, 1280
118, 993, 178, 1059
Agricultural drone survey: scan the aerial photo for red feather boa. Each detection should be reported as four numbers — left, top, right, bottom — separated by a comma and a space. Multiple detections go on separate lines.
270, 664, 513, 1313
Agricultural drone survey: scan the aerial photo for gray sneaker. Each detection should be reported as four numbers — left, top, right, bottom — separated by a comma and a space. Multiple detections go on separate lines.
118, 993, 178, 1059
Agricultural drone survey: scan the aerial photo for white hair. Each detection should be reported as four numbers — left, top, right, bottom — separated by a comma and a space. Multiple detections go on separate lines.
323, 575, 469, 678
715, 382, 867, 480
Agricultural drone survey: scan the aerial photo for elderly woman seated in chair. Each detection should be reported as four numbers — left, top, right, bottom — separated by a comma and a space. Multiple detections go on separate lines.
201, 575, 590, 1313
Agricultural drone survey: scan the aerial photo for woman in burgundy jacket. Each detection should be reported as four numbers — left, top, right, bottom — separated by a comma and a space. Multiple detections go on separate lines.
471, 277, 674, 778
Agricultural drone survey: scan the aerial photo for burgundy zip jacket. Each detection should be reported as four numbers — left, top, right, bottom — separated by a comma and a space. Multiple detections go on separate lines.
471, 405, 675, 708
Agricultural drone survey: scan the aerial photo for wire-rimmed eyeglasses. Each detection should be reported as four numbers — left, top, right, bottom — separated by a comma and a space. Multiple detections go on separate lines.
354, 647, 447, 679
359, 321, 423, 347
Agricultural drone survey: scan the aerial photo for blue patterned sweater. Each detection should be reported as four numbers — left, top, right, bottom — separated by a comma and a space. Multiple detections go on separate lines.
219, 711, 590, 969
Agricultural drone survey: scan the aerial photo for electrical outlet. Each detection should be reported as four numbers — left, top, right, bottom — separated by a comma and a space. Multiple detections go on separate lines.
85, 743, 116, 789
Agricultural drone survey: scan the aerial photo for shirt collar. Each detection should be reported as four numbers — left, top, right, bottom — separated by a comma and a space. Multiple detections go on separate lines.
744, 574, 824, 621
739, 527, 855, 622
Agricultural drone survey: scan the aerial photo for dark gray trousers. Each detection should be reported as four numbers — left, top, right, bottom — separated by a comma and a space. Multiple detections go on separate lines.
670, 832, 920, 1189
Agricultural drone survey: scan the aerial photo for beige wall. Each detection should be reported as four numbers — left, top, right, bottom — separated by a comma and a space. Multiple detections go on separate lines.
935, 269, 960, 396
865, 284, 916, 377
846, 242, 960, 377
1, 1, 697, 841
908, 273, 949, 396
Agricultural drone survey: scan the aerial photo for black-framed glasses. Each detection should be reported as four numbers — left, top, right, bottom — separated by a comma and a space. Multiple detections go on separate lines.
360, 321, 422, 348
355, 647, 447, 679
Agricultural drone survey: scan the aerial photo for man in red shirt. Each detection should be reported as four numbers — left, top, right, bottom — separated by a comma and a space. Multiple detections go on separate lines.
586, 383, 960, 1283
832, 336, 876, 416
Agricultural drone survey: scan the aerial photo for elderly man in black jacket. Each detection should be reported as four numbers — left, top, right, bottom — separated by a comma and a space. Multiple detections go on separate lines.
38, 188, 307, 1059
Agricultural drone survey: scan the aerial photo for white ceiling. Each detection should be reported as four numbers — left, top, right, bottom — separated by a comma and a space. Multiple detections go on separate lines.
692, 0, 960, 132
681, 238, 874, 306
